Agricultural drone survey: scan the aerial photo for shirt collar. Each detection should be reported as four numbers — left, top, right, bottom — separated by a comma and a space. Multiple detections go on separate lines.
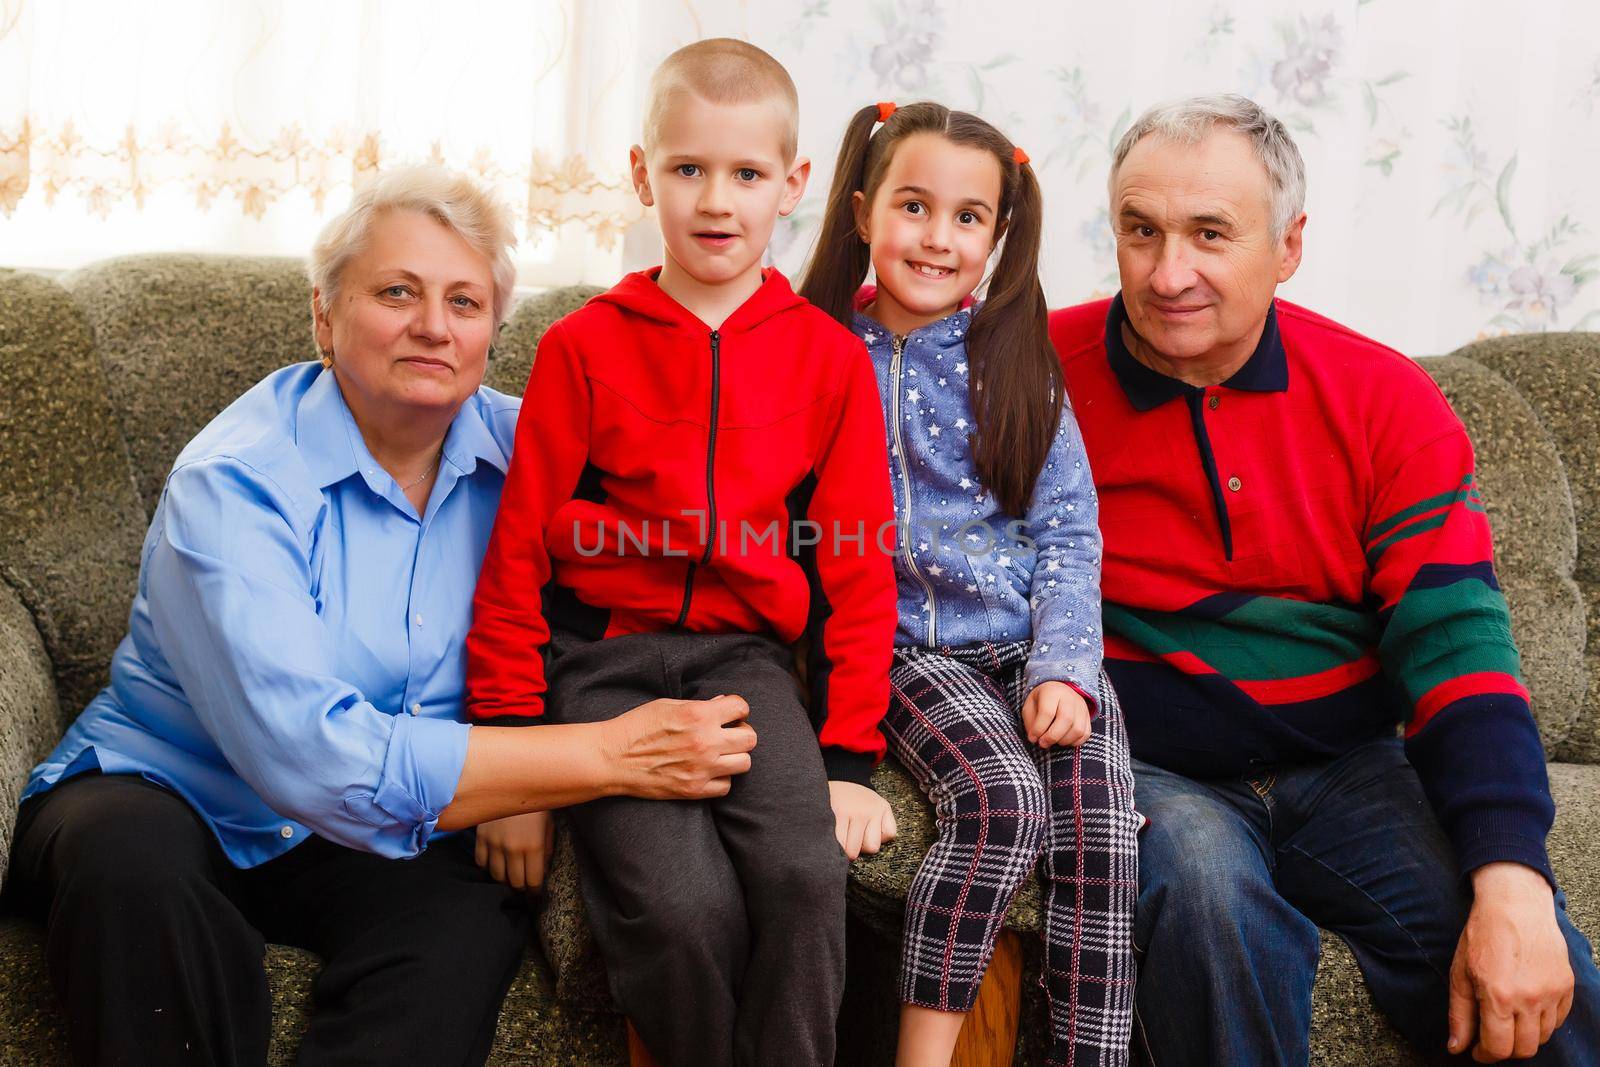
295, 366, 363, 490
1104, 292, 1288, 412
440, 394, 509, 479
294, 366, 509, 491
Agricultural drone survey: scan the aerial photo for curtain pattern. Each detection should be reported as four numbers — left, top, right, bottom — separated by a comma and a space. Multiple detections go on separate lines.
0, 0, 646, 284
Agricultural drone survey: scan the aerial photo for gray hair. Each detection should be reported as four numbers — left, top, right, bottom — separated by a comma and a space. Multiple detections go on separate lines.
308, 164, 518, 328
1110, 94, 1307, 238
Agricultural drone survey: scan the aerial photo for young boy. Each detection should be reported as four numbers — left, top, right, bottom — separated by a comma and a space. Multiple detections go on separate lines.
465, 38, 898, 1067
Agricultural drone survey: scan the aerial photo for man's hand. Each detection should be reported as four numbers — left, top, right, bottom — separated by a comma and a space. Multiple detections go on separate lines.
474, 809, 556, 893
1448, 862, 1574, 1062
601, 695, 758, 800
829, 780, 898, 861
1021, 681, 1092, 749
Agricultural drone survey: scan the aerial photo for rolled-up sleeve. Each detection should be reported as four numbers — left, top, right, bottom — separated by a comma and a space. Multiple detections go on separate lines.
146, 457, 471, 858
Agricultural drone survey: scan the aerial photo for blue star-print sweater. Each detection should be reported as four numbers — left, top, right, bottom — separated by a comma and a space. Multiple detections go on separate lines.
854, 306, 1104, 701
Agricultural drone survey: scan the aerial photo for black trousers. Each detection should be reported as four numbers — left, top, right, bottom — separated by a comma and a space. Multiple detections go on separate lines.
543, 628, 849, 1067
7, 772, 530, 1067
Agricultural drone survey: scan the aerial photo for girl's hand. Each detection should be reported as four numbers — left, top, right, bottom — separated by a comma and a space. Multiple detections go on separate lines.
1022, 682, 1092, 749
828, 780, 898, 861
474, 809, 556, 893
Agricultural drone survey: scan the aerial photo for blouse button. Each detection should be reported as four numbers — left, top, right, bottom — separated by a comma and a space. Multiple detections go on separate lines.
1208, 394, 1220, 410
1227, 476, 1242, 492
410, 702, 422, 715
279, 826, 294, 839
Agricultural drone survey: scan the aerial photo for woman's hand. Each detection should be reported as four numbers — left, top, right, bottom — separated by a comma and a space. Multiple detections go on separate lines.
829, 780, 898, 861
474, 809, 556, 893
1022, 681, 1092, 749
602, 694, 759, 800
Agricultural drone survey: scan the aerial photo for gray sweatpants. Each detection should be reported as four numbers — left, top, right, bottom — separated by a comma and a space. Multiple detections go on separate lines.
543, 628, 848, 1067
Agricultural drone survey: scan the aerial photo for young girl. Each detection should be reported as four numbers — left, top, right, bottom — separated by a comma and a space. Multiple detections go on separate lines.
800, 101, 1138, 1067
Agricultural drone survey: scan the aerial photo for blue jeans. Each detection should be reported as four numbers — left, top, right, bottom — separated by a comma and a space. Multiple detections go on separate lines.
1131, 736, 1600, 1066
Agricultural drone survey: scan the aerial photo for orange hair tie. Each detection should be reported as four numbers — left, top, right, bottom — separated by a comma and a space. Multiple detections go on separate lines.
1013, 145, 1030, 166
876, 101, 897, 123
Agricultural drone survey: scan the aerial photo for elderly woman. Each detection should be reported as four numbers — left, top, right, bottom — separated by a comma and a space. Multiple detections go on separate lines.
6, 166, 756, 1066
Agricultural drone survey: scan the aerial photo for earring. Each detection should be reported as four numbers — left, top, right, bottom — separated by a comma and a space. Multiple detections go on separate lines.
320, 349, 334, 369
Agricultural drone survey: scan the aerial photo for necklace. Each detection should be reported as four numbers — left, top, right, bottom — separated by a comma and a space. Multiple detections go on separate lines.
398, 452, 442, 493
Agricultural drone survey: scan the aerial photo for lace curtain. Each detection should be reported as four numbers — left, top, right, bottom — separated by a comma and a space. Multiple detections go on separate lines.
0, 0, 646, 286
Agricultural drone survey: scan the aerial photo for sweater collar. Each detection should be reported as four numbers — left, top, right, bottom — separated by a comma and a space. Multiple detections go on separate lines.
592, 266, 805, 334
1105, 292, 1288, 411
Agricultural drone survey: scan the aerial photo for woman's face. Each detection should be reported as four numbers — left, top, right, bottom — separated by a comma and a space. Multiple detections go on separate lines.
313, 208, 497, 423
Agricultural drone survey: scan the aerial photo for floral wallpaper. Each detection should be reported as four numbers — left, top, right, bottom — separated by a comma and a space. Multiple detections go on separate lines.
634, 0, 1600, 356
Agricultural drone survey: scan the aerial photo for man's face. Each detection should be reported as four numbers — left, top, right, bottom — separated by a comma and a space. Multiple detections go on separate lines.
1111, 129, 1304, 368
631, 94, 807, 288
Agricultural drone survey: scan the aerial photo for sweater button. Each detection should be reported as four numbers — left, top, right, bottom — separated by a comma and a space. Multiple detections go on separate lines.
1208, 394, 1220, 410
1227, 476, 1242, 492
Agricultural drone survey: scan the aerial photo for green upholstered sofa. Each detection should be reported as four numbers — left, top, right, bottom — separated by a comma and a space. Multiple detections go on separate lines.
1, 255, 1596, 1066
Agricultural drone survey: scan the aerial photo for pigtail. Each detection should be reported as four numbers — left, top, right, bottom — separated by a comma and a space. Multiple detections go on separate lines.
966, 158, 1063, 518
797, 104, 882, 328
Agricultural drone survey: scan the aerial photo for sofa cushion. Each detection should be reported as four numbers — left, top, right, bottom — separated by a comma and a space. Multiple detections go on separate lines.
63, 255, 315, 518
0, 915, 626, 1066
0, 270, 146, 721
0, 583, 60, 888
1453, 334, 1600, 764
537, 819, 615, 1011
1419, 354, 1586, 754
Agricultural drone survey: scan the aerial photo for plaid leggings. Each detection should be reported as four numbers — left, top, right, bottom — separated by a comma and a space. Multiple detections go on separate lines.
885, 641, 1138, 1067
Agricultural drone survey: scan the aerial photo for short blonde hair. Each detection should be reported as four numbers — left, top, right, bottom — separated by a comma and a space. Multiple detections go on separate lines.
643, 38, 799, 163
308, 165, 518, 327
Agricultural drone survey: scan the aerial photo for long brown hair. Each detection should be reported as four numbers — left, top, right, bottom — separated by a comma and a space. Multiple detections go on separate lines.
799, 101, 1063, 518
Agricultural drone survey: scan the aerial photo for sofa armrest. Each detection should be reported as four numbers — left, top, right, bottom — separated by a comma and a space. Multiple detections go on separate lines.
0, 581, 61, 891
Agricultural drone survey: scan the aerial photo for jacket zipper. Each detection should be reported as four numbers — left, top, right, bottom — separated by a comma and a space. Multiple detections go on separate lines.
674, 329, 721, 627
888, 335, 938, 646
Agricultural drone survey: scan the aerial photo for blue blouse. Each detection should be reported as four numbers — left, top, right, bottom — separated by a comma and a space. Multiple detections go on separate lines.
24, 362, 519, 867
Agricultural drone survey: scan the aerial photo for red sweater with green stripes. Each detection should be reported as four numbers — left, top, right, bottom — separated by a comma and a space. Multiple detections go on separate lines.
1049, 295, 1555, 882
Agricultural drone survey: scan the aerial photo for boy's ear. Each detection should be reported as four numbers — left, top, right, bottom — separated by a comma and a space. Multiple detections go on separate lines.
629, 145, 654, 208
777, 155, 811, 218
851, 190, 870, 243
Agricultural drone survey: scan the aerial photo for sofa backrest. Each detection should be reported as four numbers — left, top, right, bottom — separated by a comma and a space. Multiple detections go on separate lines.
0, 270, 146, 722
63, 255, 317, 517
1442, 334, 1600, 763
1421, 353, 1587, 759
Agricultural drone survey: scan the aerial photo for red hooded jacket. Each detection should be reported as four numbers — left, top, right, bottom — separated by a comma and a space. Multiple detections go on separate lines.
466, 268, 897, 783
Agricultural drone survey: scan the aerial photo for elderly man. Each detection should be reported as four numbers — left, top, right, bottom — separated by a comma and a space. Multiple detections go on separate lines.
1049, 95, 1600, 1065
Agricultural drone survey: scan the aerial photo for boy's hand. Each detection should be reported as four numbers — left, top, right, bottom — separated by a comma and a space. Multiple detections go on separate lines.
1022, 682, 1092, 749
829, 780, 898, 861
475, 809, 556, 893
